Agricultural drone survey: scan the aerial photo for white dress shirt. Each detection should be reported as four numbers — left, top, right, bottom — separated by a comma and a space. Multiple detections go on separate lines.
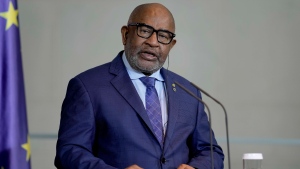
122, 53, 168, 134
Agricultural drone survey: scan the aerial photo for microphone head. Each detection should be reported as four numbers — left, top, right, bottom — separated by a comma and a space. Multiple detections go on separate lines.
243, 153, 263, 160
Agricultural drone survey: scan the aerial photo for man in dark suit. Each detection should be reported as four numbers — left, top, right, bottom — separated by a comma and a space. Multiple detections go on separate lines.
55, 3, 224, 169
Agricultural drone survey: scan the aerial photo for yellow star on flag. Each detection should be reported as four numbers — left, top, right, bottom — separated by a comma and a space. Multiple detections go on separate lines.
0, 1, 19, 30
21, 135, 31, 161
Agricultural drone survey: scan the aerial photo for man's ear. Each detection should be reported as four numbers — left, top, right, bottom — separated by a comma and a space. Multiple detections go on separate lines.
121, 26, 128, 45
170, 39, 176, 49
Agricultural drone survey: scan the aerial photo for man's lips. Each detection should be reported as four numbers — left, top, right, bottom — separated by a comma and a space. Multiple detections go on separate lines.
139, 51, 158, 61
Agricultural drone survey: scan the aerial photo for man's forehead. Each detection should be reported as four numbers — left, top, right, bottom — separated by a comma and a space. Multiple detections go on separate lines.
128, 3, 175, 30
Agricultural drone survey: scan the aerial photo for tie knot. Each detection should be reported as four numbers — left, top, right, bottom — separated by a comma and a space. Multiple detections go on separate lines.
140, 77, 156, 88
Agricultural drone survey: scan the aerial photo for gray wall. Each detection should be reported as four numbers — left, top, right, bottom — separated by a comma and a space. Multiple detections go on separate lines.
18, 0, 300, 169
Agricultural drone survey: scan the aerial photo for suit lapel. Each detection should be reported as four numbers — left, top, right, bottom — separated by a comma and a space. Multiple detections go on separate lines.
161, 69, 180, 151
109, 52, 156, 140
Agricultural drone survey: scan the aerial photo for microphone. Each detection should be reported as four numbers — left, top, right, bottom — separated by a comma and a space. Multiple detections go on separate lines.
189, 82, 231, 169
174, 82, 214, 169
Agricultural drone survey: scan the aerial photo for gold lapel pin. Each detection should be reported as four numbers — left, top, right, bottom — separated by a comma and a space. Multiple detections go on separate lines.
172, 83, 176, 92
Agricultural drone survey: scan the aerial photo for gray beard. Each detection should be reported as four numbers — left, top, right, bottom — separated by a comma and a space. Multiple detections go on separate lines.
128, 54, 164, 75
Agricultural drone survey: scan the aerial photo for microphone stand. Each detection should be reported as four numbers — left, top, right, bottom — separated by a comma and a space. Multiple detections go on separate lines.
174, 82, 214, 169
190, 82, 231, 169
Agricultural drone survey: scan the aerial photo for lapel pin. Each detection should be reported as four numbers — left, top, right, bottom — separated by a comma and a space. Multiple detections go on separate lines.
172, 83, 176, 92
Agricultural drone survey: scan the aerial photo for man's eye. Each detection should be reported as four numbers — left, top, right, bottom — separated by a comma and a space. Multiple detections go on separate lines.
159, 34, 169, 40
141, 29, 151, 33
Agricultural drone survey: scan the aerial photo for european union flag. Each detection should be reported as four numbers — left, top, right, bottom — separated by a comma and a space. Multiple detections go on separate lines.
0, 0, 31, 168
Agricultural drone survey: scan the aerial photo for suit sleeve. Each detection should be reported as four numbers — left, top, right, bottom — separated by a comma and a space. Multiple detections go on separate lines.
55, 77, 117, 169
187, 91, 225, 169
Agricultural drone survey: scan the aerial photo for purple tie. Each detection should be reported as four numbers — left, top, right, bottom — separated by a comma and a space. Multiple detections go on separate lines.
140, 77, 163, 144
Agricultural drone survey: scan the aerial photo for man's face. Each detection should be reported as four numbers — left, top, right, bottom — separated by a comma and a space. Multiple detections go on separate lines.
122, 9, 176, 75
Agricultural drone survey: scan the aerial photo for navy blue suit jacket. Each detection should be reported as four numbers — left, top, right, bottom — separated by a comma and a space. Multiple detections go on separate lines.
55, 51, 224, 169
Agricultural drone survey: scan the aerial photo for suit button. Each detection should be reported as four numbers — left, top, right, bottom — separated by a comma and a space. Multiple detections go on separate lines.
161, 157, 166, 164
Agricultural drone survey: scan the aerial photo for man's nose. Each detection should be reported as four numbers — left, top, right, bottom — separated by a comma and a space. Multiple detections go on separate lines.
145, 32, 159, 47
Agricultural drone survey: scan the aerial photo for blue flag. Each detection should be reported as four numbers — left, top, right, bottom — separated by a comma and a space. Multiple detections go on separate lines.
0, 0, 31, 168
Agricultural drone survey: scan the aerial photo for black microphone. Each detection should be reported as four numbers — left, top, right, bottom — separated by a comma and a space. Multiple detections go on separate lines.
174, 82, 214, 169
189, 82, 231, 169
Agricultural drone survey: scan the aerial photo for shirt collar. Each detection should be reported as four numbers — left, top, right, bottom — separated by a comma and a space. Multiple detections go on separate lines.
122, 52, 164, 82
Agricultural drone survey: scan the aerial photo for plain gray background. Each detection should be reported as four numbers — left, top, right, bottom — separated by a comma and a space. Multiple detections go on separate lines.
18, 0, 300, 169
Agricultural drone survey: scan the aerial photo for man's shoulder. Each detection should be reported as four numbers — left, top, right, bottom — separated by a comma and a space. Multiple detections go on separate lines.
75, 51, 124, 80
162, 68, 191, 85
162, 68, 199, 94
78, 62, 111, 77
